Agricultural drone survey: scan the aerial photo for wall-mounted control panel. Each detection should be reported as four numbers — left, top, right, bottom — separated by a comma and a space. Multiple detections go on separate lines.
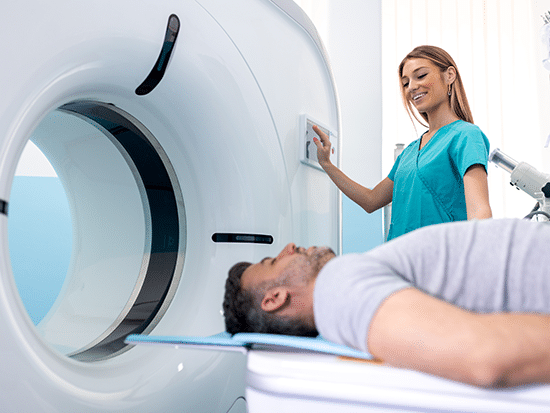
299, 115, 338, 171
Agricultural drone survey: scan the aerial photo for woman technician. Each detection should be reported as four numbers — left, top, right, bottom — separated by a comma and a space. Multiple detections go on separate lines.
313, 45, 492, 240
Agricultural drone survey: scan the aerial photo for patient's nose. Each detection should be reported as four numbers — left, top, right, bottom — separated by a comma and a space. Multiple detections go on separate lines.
277, 243, 296, 259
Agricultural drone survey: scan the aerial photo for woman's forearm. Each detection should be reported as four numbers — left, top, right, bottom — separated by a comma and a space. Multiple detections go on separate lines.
312, 125, 393, 214
321, 161, 393, 213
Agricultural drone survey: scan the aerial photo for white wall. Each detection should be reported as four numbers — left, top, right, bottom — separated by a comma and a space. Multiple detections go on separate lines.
15, 141, 57, 177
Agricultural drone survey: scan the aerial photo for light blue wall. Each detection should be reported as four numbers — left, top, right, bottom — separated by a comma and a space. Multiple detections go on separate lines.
8, 176, 72, 324
343, 196, 383, 253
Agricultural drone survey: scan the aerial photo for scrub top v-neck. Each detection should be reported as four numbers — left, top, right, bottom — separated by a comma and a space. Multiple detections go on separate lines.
387, 120, 490, 241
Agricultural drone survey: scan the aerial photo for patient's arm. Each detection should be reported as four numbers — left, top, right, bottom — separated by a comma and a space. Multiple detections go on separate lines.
367, 288, 550, 387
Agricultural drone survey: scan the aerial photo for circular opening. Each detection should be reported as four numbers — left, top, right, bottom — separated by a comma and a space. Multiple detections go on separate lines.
8, 101, 185, 362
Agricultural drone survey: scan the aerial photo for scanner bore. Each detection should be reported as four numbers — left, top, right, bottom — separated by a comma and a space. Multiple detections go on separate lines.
11, 101, 185, 362
62, 101, 183, 361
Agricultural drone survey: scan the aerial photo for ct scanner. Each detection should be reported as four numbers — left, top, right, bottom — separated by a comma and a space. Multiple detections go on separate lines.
0, 0, 340, 411
3, 1, 550, 412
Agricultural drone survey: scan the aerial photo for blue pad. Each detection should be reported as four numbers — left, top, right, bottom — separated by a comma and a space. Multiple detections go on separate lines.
125, 332, 373, 360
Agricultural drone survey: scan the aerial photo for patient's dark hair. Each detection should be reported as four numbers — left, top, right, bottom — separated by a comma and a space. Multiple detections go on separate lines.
223, 261, 318, 337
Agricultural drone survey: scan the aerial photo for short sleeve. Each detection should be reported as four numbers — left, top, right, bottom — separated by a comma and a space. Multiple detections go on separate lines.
313, 254, 412, 353
387, 153, 401, 181
451, 125, 490, 177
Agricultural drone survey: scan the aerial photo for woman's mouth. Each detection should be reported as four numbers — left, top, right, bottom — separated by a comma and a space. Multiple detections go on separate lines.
412, 92, 426, 104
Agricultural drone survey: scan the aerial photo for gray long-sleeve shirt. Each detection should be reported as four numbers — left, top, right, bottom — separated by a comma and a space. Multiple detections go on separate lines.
313, 218, 550, 353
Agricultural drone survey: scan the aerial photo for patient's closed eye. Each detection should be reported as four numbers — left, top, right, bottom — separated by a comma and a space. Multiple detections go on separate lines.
260, 257, 276, 265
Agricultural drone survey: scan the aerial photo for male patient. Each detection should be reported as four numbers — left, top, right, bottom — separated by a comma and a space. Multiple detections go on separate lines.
223, 218, 550, 388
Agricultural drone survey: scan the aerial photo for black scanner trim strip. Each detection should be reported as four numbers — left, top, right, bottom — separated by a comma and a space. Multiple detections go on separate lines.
135, 14, 180, 96
212, 233, 273, 244
0, 200, 7, 216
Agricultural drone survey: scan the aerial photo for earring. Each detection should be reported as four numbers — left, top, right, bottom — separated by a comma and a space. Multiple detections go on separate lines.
448, 84, 452, 96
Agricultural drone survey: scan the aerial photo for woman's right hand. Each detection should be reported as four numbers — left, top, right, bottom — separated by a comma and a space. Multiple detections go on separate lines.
312, 125, 333, 168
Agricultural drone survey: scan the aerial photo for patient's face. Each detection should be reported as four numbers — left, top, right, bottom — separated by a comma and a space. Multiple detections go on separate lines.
240, 243, 334, 335
241, 243, 335, 293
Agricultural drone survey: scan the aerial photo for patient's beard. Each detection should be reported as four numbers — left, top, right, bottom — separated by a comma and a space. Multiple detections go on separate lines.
300, 246, 335, 282
269, 246, 335, 290
312, 247, 335, 270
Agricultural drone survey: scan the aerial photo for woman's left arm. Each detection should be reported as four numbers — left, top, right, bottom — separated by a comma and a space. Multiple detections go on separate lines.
463, 164, 492, 220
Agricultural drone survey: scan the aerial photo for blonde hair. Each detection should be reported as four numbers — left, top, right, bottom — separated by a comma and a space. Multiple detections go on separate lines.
398, 45, 473, 127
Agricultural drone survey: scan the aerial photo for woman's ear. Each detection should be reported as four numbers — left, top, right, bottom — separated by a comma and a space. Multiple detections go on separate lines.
261, 287, 290, 313
445, 66, 457, 85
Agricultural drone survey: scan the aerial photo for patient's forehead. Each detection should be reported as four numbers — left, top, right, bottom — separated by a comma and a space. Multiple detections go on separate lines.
241, 262, 276, 291
241, 252, 298, 291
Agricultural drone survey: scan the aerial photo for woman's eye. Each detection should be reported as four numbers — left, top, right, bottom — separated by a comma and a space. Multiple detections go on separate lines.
418, 73, 427, 79
402, 82, 409, 88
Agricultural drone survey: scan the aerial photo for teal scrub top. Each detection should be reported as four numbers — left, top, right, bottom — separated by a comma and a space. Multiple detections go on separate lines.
387, 120, 490, 241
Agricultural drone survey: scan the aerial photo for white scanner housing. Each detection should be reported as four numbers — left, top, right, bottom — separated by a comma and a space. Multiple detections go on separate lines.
0, 1, 340, 411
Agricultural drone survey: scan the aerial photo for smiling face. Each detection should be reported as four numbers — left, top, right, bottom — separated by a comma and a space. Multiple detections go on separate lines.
400, 58, 456, 119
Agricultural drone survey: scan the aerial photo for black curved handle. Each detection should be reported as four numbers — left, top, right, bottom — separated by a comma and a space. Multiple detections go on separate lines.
136, 14, 180, 96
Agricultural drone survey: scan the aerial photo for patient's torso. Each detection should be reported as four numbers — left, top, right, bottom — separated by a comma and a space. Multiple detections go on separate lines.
314, 218, 550, 352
